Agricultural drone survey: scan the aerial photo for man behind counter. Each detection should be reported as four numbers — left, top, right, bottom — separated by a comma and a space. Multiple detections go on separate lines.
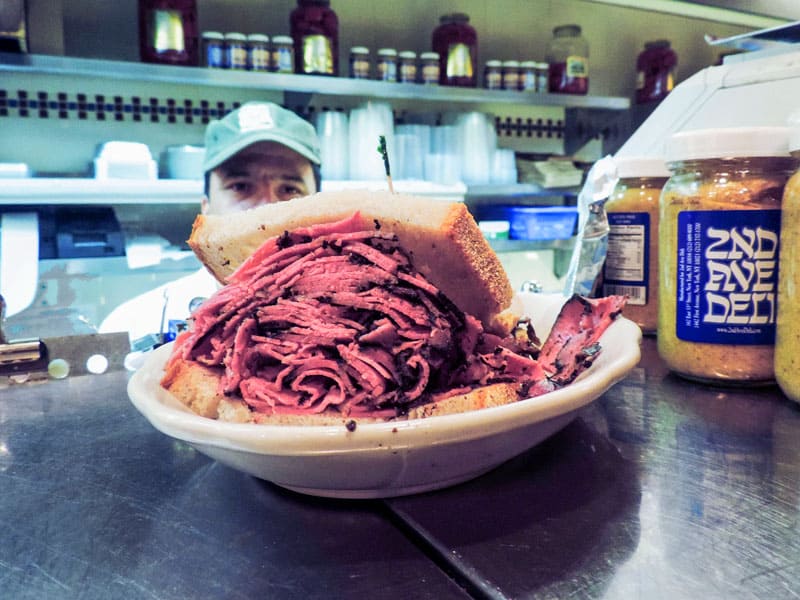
99, 102, 322, 344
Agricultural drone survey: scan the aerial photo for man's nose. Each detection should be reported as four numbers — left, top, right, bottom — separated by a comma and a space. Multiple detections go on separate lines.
254, 182, 279, 204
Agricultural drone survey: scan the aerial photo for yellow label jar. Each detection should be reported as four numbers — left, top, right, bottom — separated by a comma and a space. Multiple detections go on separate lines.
775, 126, 800, 402
658, 127, 795, 384
603, 157, 669, 334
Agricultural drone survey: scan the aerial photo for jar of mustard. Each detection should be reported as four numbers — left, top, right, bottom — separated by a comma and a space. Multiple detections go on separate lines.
776, 126, 800, 402
603, 156, 669, 334
658, 127, 795, 384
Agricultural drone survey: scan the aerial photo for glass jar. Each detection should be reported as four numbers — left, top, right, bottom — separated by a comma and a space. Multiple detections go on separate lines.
271, 35, 294, 73
775, 128, 800, 403
224, 32, 247, 69
501, 60, 520, 91
483, 59, 502, 90
636, 39, 677, 104
519, 60, 537, 91
376, 48, 398, 82
658, 127, 795, 384
201, 31, 224, 68
603, 157, 669, 334
290, 0, 338, 76
138, 0, 199, 66
546, 24, 588, 95
419, 51, 440, 84
398, 51, 417, 83
349, 46, 370, 79
246, 34, 270, 71
535, 62, 549, 92
431, 13, 478, 87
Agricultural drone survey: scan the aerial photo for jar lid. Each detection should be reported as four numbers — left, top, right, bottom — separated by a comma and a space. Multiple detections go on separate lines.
645, 39, 671, 49
420, 51, 440, 60
486, 59, 502, 67
535, 61, 549, 68
350, 46, 370, 54
399, 50, 417, 59
520, 60, 537, 68
202, 31, 224, 40
246, 33, 269, 42
378, 48, 397, 56
614, 156, 670, 179
502, 60, 520, 68
225, 32, 246, 41
441, 13, 470, 24
554, 24, 581, 36
665, 127, 792, 162
272, 35, 293, 44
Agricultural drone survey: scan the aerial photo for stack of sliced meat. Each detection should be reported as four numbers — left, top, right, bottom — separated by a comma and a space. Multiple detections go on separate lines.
169, 213, 625, 419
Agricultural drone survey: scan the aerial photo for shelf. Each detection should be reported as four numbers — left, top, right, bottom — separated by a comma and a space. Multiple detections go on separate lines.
0, 178, 468, 205
0, 53, 631, 111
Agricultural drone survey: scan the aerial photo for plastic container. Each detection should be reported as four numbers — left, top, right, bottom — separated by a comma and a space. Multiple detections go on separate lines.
483, 60, 502, 90
224, 32, 247, 69
479, 220, 510, 240
398, 51, 417, 83
201, 31, 224, 68
775, 125, 800, 403
546, 24, 588, 95
636, 40, 677, 104
432, 13, 477, 87
603, 157, 669, 334
246, 33, 270, 71
349, 46, 370, 79
420, 52, 440, 84
376, 48, 398, 82
271, 35, 294, 73
658, 127, 796, 384
507, 206, 579, 241
290, 0, 338, 76
138, 0, 199, 66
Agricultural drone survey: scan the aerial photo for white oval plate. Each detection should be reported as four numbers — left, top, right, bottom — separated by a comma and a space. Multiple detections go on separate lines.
128, 293, 642, 498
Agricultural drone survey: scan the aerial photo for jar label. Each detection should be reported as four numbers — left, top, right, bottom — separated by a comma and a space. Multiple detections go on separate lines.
566, 55, 588, 78
446, 43, 473, 78
272, 46, 294, 73
603, 212, 649, 305
302, 34, 333, 74
250, 47, 270, 71
206, 44, 224, 68
675, 209, 780, 345
149, 10, 185, 53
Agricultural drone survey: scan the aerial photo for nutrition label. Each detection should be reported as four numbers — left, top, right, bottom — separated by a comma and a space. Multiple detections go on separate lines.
675, 209, 780, 345
603, 212, 649, 305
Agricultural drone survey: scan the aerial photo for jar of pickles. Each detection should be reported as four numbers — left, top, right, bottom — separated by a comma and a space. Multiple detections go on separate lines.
775, 125, 800, 403
603, 157, 669, 334
658, 127, 796, 384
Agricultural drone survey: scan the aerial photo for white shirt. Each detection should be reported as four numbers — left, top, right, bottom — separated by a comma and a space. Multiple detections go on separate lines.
99, 268, 221, 344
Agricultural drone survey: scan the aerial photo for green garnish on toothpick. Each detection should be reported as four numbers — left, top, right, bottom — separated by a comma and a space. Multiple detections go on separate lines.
377, 135, 395, 194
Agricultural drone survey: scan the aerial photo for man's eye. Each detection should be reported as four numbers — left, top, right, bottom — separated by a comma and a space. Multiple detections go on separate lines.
279, 185, 303, 198
225, 181, 252, 195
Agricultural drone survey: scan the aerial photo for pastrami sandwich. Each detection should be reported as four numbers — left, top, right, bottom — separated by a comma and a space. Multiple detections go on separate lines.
161, 190, 625, 425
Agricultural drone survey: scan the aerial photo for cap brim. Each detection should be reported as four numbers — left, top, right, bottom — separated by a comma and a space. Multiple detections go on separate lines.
203, 130, 321, 172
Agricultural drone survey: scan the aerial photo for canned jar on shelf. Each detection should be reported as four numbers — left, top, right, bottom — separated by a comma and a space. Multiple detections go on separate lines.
224, 32, 247, 69
246, 34, 270, 71
546, 24, 588, 95
658, 127, 796, 384
419, 51, 440, 84
775, 125, 800, 403
398, 51, 417, 83
271, 35, 294, 73
603, 157, 669, 334
201, 31, 224, 68
376, 48, 398, 82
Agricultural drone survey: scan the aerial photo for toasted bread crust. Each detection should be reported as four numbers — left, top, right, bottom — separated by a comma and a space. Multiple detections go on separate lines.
189, 190, 513, 333
162, 357, 523, 425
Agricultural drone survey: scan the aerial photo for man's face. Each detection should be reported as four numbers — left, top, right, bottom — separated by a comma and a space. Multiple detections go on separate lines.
203, 141, 317, 214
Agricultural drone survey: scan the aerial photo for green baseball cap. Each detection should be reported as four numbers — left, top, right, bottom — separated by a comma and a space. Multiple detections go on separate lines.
203, 102, 321, 172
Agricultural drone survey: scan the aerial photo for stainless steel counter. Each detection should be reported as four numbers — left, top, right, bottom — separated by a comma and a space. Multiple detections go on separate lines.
2, 337, 799, 599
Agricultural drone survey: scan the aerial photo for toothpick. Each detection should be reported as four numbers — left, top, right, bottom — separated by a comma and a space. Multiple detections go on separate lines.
377, 135, 395, 194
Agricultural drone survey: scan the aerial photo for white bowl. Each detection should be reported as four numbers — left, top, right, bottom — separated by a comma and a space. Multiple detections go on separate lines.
127, 293, 642, 498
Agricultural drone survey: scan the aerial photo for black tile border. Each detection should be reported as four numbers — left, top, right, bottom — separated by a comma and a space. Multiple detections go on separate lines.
0, 89, 248, 125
